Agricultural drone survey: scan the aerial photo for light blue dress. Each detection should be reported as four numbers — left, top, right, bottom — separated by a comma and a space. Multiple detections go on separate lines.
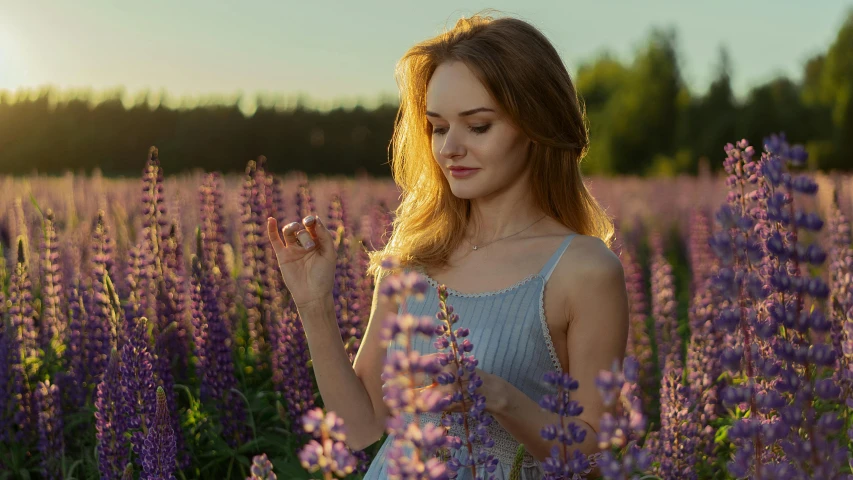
361, 234, 598, 479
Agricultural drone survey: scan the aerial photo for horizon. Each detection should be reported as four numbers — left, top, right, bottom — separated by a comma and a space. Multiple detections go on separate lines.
1, 1, 851, 114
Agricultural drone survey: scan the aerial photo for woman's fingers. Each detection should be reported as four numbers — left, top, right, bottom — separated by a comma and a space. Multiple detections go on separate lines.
303, 215, 319, 239
267, 218, 286, 258
282, 222, 301, 248
296, 229, 316, 249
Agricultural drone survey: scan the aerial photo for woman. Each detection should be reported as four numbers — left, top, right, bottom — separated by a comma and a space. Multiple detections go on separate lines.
267, 10, 629, 479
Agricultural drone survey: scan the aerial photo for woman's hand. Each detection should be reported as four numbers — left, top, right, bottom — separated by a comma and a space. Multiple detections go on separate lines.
266, 215, 337, 309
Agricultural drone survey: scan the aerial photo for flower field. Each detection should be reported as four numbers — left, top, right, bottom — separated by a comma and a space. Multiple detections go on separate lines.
0, 134, 852, 479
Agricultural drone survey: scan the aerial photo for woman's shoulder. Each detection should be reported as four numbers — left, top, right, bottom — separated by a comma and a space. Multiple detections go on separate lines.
551, 233, 624, 291
566, 234, 621, 273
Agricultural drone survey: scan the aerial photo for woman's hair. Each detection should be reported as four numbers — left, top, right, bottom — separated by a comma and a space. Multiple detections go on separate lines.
366, 9, 614, 279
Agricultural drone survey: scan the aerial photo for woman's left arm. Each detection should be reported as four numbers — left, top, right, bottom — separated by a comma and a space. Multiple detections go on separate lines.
486, 245, 630, 464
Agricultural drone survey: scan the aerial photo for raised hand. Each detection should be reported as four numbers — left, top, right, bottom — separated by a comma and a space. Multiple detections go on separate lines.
267, 215, 337, 309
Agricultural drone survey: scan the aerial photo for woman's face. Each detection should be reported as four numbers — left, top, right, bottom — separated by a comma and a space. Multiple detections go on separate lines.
426, 61, 533, 200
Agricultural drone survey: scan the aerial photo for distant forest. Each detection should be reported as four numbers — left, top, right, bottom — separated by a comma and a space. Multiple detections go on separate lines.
1, 12, 851, 177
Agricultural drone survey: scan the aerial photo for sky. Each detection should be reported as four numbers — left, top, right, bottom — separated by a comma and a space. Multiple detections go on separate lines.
0, 0, 850, 113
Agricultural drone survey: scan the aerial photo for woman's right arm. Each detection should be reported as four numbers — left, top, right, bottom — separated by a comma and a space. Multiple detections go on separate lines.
266, 215, 397, 451
297, 267, 398, 451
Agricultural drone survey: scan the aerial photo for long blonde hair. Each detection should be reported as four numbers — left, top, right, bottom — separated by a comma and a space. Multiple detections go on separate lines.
366, 9, 614, 279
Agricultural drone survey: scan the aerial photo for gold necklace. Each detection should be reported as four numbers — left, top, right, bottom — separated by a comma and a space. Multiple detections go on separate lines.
467, 215, 547, 250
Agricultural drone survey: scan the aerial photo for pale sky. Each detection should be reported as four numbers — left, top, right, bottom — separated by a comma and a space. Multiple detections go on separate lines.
1, 0, 850, 113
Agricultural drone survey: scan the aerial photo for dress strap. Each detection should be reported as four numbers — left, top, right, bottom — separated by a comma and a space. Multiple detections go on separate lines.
538, 234, 578, 282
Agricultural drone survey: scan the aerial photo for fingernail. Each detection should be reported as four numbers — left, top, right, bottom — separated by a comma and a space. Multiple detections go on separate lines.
304, 240, 315, 248
305, 215, 315, 224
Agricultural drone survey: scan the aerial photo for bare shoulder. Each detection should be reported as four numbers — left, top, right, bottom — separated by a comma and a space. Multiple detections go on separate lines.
553, 235, 627, 323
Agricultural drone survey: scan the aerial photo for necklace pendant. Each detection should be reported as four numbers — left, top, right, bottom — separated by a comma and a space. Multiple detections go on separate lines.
472, 245, 478, 250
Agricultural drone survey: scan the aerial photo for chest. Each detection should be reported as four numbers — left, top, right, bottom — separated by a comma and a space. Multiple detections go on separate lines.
419, 254, 571, 374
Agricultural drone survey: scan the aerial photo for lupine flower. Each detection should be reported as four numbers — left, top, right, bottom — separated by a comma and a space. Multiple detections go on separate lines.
140, 386, 177, 480
270, 296, 316, 436
710, 134, 850, 478
537, 371, 595, 479
650, 232, 681, 373
294, 178, 317, 221
86, 211, 117, 392
298, 408, 358, 479
39, 208, 66, 356
190, 249, 248, 448
63, 282, 89, 413
119, 314, 158, 465
95, 349, 130, 480
0, 317, 10, 446
239, 158, 272, 368
709, 138, 768, 477
376, 256, 451, 479
35, 379, 65, 480
686, 208, 717, 293
8, 237, 38, 443
655, 357, 699, 479
328, 193, 363, 362
155, 224, 190, 468
247, 453, 278, 480
594, 357, 652, 480
431, 283, 499, 479
619, 244, 656, 423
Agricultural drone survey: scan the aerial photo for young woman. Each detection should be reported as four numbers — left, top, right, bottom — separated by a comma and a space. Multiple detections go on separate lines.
267, 10, 629, 479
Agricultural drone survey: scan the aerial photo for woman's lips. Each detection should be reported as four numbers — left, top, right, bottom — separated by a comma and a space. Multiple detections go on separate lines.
449, 168, 480, 178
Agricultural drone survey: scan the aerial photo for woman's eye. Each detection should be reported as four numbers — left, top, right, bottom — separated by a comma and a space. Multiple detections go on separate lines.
431, 124, 491, 136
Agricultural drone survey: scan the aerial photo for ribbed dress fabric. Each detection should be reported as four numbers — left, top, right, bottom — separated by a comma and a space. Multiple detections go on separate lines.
361, 234, 598, 479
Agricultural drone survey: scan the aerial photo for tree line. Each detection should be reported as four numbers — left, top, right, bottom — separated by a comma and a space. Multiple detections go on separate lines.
1, 11, 851, 177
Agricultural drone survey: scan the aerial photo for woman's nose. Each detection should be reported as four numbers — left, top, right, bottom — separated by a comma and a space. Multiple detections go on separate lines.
439, 132, 465, 158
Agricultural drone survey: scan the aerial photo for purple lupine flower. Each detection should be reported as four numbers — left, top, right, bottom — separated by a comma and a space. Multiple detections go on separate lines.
649, 232, 681, 373
826, 192, 853, 401
96, 349, 130, 480
294, 178, 317, 222
298, 408, 358, 478
140, 386, 177, 480
619, 243, 656, 423
239, 159, 272, 368
8, 237, 37, 443
747, 133, 848, 476
684, 284, 725, 459
119, 314, 158, 467
655, 357, 699, 479
190, 250, 248, 448
594, 357, 652, 480
39, 208, 66, 356
376, 257, 451, 479
327, 193, 363, 363
247, 453, 277, 480
125, 242, 156, 325
686, 208, 717, 294
154, 224, 190, 468
35, 379, 65, 480
537, 371, 595, 479
87, 211, 117, 391
199, 173, 229, 277
270, 295, 316, 436
709, 139, 768, 477
0, 241, 8, 445
140, 146, 170, 261
430, 283, 499, 479
63, 283, 88, 412
0, 317, 10, 447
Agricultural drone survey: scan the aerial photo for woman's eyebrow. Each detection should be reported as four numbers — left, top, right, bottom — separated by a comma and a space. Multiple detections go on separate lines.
425, 107, 494, 118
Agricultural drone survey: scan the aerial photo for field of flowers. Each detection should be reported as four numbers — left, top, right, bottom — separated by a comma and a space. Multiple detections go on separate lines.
0, 133, 851, 479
